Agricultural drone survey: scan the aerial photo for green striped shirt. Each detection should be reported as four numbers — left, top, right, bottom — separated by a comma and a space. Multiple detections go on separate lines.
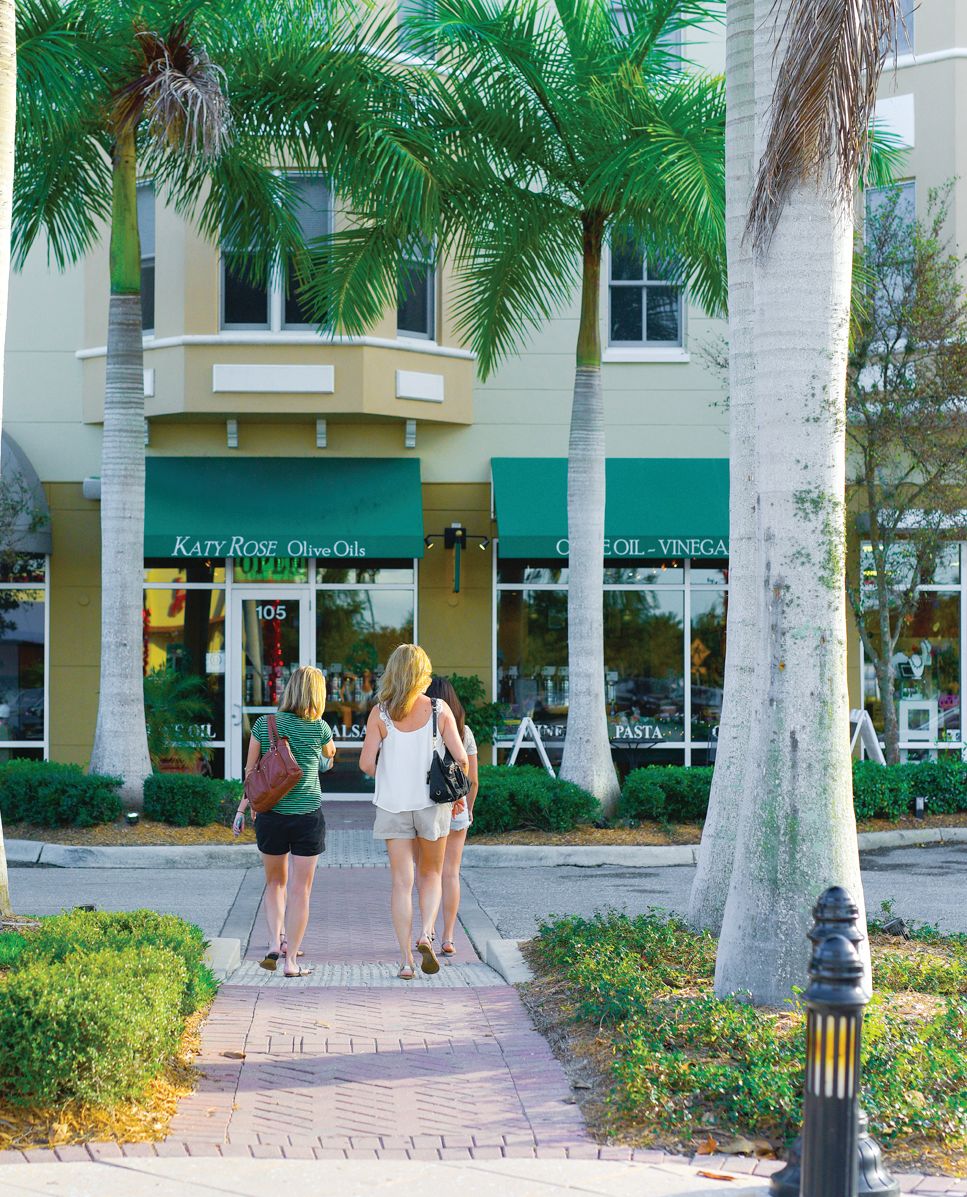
252, 713, 333, 814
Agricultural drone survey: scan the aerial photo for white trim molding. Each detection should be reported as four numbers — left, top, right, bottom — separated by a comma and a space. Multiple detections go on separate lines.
893, 47, 967, 70
212, 363, 335, 394
396, 369, 445, 403
77, 332, 476, 362
603, 348, 691, 364
873, 93, 915, 148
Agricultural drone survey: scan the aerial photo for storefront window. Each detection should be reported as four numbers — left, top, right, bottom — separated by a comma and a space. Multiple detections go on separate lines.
496, 558, 729, 767
316, 587, 415, 738
690, 589, 727, 741
862, 587, 961, 751
144, 558, 226, 585
0, 583, 46, 754
142, 586, 226, 743
233, 557, 308, 584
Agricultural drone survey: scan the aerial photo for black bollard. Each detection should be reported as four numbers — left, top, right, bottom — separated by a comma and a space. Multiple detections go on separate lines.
771, 888, 898, 1197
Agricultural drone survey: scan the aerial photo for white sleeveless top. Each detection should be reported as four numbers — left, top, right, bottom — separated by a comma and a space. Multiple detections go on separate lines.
373, 701, 435, 813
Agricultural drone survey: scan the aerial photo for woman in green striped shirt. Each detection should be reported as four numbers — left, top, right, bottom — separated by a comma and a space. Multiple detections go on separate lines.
236, 666, 335, 978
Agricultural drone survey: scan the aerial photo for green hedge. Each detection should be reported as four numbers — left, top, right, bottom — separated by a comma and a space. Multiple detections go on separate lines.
619, 760, 967, 825
0, 760, 122, 827
32, 909, 217, 1015
0, 945, 185, 1106
471, 765, 600, 833
143, 773, 243, 827
0, 909, 216, 1108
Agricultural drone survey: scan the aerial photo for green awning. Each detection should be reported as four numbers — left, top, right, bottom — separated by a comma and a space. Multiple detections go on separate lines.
145, 457, 424, 559
491, 457, 729, 559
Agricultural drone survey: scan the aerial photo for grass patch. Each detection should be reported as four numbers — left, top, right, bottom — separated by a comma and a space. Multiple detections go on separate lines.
523, 909, 967, 1175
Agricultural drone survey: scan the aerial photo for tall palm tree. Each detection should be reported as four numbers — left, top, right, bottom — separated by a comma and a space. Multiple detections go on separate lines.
309, 0, 728, 812
708, 0, 901, 1006
14, 0, 367, 803
0, 0, 13, 914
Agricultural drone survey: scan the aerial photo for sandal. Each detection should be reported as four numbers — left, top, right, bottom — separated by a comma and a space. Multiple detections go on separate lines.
259, 951, 280, 972
280, 935, 304, 959
441, 941, 456, 957
416, 939, 440, 976
397, 962, 416, 981
283, 964, 314, 978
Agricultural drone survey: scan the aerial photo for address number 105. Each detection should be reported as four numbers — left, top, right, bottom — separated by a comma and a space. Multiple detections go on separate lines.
255, 603, 287, 621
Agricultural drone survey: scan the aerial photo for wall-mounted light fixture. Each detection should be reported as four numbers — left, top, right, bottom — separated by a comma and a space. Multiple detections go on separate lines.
424, 522, 489, 593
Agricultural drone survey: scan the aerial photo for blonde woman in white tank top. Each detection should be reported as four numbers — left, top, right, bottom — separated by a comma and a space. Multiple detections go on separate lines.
360, 644, 469, 980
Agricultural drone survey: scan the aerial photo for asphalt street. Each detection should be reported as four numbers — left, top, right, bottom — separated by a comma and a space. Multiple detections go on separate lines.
463, 843, 967, 939
7, 844, 966, 943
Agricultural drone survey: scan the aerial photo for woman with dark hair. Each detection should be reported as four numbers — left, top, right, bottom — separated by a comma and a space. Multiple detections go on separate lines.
425, 676, 479, 957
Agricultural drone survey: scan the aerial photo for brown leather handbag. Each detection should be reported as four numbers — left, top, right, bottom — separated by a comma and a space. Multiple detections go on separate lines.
245, 714, 303, 814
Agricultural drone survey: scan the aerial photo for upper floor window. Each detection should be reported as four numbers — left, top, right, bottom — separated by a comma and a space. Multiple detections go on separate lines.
894, 0, 915, 55
221, 175, 331, 331
608, 230, 683, 348
397, 0, 433, 56
865, 180, 916, 338
137, 182, 155, 334
397, 242, 435, 339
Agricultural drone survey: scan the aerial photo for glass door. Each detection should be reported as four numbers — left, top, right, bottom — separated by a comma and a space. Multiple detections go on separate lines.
229, 589, 310, 777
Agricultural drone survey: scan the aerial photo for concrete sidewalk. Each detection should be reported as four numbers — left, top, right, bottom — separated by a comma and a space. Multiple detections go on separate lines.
0, 1158, 775, 1196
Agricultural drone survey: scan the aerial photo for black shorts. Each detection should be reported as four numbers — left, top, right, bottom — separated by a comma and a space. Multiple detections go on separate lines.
254, 807, 326, 857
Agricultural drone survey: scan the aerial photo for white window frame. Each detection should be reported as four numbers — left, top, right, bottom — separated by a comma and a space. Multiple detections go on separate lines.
397, 246, 437, 342
137, 181, 156, 336
0, 557, 50, 758
220, 173, 333, 333
604, 242, 688, 361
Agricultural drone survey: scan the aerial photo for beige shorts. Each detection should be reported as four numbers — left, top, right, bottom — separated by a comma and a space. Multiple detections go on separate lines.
373, 803, 452, 842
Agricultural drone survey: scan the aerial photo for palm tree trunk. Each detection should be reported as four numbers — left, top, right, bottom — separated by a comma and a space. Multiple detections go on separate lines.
559, 215, 620, 815
714, 137, 869, 1003
0, 0, 16, 915
688, 0, 757, 935
89, 126, 152, 804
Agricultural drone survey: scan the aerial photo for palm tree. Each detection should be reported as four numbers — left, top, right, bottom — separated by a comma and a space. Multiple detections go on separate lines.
708, 0, 901, 1006
309, 0, 728, 813
0, 0, 12, 913
13, 0, 366, 803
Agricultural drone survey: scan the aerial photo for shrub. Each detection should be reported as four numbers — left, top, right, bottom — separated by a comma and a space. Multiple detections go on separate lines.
852, 760, 913, 820
33, 909, 216, 1014
0, 932, 29, 970
619, 766, 713, 823
143, 772, 242, 827
904, 760, 967, 815
0, 945, 185, 1106
471, 765, 600, 833
0, 760, 122, 827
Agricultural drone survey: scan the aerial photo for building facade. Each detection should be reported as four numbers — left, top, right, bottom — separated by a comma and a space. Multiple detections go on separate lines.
1, 1, 964, 790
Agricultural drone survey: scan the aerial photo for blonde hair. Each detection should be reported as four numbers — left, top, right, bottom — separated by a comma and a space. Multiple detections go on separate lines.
378, 644, 432, 721
279, 665, 326, 721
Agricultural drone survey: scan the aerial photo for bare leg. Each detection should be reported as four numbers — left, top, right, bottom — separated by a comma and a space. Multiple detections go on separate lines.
442, 829, 467, 946
262, 853, 288, 955
386, 838, 417, 966
415, 835, 447, 945
283, 854, 318, 974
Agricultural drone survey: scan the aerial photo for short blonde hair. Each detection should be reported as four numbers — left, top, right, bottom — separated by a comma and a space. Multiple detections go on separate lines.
378, 644, 432, 721
279, 665, 326, 721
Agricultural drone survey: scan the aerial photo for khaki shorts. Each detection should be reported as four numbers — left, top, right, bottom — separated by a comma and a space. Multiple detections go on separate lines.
373, 803, 452, 842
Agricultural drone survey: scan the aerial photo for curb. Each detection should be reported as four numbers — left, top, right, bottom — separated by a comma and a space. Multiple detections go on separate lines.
7, 825, 967, 870
8, 842, 263, 869
458, 876, 534, 984
203, 937, 241, 980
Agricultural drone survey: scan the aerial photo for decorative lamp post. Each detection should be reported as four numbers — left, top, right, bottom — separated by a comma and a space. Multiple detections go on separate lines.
770, 885, 899, 1197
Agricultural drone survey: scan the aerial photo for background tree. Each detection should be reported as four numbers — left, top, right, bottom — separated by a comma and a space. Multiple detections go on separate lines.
311, 0, 728, 814
707, 0, 901, 1005
14, 0, 367, 802
847, 184, 967, 764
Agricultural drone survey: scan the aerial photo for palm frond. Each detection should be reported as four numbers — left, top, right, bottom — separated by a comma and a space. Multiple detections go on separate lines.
748, 0, 900, 249
862, 117, 906, 189
112, 15, 230, 158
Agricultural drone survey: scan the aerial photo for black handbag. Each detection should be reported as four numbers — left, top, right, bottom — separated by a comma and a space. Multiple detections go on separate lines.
427, 699, 471, 805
